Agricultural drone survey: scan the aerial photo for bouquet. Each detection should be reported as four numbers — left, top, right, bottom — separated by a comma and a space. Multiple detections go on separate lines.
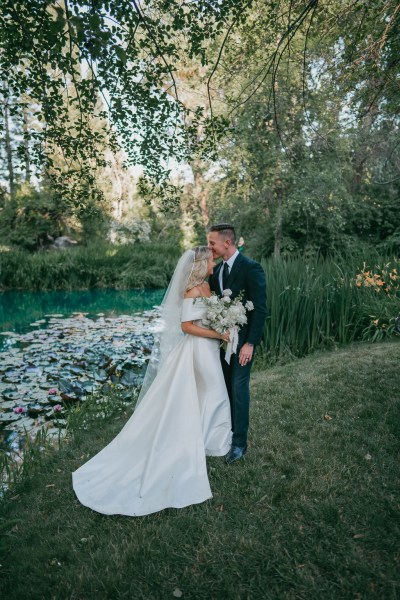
201, 289, 254, 363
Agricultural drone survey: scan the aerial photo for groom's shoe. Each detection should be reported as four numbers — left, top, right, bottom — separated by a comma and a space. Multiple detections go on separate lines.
225, 444, 247, 465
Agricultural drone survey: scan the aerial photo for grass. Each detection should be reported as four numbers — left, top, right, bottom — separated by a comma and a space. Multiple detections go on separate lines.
1, 339, 399, 599
0, 241, 181, 290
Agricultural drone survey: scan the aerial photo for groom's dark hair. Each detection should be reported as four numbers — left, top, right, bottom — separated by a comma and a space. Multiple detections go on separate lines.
208, 223, 236, 244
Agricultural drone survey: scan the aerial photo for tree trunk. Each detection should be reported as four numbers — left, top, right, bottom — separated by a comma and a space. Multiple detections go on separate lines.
22, 107, 31, 183
190, 163, 209, 235
3, 86, 15, 198
199, 188, 209, 227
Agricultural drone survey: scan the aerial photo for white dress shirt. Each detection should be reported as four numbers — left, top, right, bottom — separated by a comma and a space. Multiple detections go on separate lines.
219, 249, 239, 293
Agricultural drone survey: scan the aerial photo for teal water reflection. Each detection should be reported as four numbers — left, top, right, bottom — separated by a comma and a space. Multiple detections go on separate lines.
0, 288, 165, 343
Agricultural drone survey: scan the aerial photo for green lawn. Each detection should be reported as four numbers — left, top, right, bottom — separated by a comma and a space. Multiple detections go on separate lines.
1, 341, 399, 599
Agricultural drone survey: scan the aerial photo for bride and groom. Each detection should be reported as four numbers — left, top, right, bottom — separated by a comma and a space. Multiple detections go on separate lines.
72, 223, 267, 516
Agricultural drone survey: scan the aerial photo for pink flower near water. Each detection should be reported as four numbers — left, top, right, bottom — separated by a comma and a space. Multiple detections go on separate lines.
48, 388, 58, 395
53, 404, 63, 412
13, 406, 26, 414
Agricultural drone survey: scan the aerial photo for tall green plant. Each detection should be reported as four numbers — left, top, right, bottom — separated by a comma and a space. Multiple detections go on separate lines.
0, 242, 181, 290
260, 254, 399, 362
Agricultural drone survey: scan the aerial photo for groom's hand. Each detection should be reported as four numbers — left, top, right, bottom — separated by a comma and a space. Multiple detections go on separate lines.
239, 343, 254, 367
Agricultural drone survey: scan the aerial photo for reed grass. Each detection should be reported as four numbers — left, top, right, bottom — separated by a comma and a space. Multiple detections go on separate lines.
0, 427, 66, 498
260, 253, 399, 363
0, 242, 181, 290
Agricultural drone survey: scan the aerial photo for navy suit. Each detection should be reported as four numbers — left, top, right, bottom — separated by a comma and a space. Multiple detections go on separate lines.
209, 253, 267, 447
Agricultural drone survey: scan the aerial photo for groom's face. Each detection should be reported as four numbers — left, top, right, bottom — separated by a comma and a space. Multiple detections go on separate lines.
207, 231, 229, 259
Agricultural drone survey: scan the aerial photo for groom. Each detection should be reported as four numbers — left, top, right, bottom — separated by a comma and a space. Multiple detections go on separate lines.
207, 223, 267, 464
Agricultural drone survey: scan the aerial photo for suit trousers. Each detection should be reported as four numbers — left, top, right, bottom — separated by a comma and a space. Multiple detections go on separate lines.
220, 346, 255, 447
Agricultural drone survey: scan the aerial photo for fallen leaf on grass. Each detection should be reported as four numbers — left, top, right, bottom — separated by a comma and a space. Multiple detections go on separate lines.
48, 558, 62, 567
353, 533, 364, 539
365, 453, 372, 460
256, 494, 269, 504
46, 484, 55, 488
173, 588, 183, 598
296, 564, 305, 568
80, 535, 93, 543
324, 414, 333, 421
215, 504, 224, 512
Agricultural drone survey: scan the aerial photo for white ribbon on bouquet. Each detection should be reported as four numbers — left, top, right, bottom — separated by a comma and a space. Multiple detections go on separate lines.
224, 326, 239, 364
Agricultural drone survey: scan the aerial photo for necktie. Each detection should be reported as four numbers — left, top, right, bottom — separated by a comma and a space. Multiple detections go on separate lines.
222, 262, 229, 291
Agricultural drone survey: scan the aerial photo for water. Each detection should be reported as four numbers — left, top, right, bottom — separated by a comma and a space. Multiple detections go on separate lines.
0, 288, 165, 457
0, 288, 165, 348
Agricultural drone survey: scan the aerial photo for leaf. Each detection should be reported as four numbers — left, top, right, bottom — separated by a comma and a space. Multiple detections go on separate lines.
173, 589, 183, 598
115, 46, 127, 65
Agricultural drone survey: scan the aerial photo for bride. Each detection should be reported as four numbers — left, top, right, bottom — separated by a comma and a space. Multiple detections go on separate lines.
72, 246, 232, 516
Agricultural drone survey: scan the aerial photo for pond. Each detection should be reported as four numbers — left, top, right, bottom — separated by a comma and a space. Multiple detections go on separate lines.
0, 289, 165, 457
0, 289, 164, 346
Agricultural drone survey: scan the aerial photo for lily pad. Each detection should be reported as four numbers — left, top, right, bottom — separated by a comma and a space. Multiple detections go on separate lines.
60, 392, 79, 402
80, 381, 98, 393
0, 412, 20, 424
0, 305, 162, 452
120, 371, 139, 386
27, 404, 45, 417
58, 378, 75, 393
93, 369, 108, 383
2, 388, 19, 402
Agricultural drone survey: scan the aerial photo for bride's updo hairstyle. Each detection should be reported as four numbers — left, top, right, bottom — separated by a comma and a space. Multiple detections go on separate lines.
186, 246, 212, 291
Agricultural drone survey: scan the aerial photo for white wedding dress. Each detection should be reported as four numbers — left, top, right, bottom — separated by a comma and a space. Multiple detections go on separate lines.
72, 298, 232, 516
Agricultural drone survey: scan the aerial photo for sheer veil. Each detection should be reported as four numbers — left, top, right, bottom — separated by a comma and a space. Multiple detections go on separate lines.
136, 249, 195, 406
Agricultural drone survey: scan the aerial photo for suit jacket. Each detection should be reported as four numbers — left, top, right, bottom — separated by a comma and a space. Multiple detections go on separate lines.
209, 252, 267, 347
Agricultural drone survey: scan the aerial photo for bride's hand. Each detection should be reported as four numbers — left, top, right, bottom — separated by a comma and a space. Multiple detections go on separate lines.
220, 330, 230, 342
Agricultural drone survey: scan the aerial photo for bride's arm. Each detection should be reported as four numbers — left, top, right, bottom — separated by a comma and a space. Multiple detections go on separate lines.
181, 320, 229, 341
181, 284, 229, 340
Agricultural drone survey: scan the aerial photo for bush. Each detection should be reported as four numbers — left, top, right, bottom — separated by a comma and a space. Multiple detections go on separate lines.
0, 241, 181, 290
0, 185, 70, 251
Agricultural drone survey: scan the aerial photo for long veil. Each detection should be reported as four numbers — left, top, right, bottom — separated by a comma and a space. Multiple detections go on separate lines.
136, 249, 195, 406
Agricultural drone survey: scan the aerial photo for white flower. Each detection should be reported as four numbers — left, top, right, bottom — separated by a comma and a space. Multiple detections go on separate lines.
202, 289, 253, 348
245, 300, 254, 311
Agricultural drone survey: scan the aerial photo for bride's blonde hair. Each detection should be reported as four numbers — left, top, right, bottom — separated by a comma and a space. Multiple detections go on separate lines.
186, 246, 212, 291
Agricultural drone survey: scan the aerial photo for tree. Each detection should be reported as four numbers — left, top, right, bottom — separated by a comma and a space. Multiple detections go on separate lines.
0, 0, 254, 208
195, 0, 400, 255
1, 0, 398, 230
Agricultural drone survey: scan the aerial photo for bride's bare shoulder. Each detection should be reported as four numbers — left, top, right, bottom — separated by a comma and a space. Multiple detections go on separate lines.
184, 286, 201, 299
184, 282, 211, 298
